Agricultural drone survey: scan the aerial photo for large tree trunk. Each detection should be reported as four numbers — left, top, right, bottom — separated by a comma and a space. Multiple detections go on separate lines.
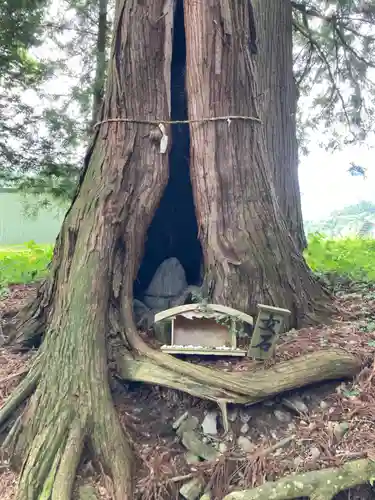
0, 1, 339, 499
184, 0, 325, 323
253, 0, 307, 251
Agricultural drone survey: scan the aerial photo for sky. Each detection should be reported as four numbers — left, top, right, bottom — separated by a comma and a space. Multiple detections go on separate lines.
299, 144, 375, 221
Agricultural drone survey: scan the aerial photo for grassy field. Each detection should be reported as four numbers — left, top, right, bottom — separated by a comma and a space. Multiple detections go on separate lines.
1, 234, 374, 295
0, 241, 53, 295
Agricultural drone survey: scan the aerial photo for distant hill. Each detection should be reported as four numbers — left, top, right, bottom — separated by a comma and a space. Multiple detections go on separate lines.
304, 201, 375, 238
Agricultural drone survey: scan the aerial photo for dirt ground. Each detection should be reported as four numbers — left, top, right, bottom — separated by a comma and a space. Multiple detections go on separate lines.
1, 282, 375, 499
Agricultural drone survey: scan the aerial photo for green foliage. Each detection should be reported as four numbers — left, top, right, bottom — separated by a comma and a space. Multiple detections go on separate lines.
0, 0, 113, 208
292, 0, 375, 152
0, 241, 53, 292
304, 233, 375, 281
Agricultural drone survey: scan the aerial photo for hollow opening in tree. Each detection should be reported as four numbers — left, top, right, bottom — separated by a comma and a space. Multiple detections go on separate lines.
134, 0, 203, 302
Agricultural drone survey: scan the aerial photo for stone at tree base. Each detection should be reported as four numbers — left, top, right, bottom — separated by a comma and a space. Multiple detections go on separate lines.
181, 430, 219, 461
240, 423, 249, 434
228, 408, 238, 422
333, 421, 350, 441
144, 258, 187, 310
239, 408, 251, 423
219, 442, 228, 453
180, 477, 205, 500
177, 415, 200, 437
308, 446, 321, 463
201, 411, 218, 435
237, 436, 255, 453
185, 451, 201, 464
274, 409, 292, 423
173, 411, 189, 430
282, 395, 308, 414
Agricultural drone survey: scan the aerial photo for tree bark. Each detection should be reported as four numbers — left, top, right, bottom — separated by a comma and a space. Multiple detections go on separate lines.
1, 1, 175, 498
253, 0, 307, 252
184, 0, 327, 325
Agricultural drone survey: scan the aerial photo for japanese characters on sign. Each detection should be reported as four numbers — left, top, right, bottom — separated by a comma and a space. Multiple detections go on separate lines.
248, 304, 291, 361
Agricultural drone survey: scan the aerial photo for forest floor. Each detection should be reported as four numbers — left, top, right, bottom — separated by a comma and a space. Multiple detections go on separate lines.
1, 282, 375, 499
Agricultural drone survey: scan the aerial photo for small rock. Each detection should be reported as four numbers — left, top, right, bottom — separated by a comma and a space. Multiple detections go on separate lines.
202, 412, 218, 435
282, 396, 308, 414
293, 456, 303, 468
185, 452, 201, 464
228, 408, 238, 422
237, 436, 255, 453
176, 416, 199, 437
173, 411, 189, 429
320, 401, 329, 410
180, 477, 204, 500
287, 422, 296, 431
274, 409, 292, 423
333, 422, 349, 441
182, 431, 219, 461
262, 400, 275, 407
240, 423, 249, 434
309, 446, 321, 462
219, 442, 228, 453
239, 409, 251, 423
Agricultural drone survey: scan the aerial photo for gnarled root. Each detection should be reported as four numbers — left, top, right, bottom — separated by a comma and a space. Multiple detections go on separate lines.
0, 330, 133, 500
220, 459, 375, 500
117, 301, 362, 420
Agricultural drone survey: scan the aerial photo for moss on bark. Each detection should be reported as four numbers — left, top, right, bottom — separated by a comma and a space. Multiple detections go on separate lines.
221, 459, 375, 500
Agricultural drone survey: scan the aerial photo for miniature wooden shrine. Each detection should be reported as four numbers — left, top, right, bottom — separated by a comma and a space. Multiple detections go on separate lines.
154, 303, 254, 356
154, 302, 291, 360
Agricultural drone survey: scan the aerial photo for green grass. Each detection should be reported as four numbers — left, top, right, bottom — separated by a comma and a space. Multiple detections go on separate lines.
0, 234, 374, 297
304, 233, 375, 282
0, 240, 53, 294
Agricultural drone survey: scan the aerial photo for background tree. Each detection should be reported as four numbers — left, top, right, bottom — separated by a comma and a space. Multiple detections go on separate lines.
292, 0, 375, 151
0, 0, 112, 206
254, 0, 307, 251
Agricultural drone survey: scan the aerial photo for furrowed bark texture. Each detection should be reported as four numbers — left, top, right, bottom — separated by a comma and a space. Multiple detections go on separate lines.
253, 0, 307, 251
117, 348, 361, 406
1, 1, 176, 498
184, 0, 328, 326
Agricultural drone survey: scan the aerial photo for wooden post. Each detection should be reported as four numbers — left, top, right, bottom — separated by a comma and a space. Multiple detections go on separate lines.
248, 304, 291, 360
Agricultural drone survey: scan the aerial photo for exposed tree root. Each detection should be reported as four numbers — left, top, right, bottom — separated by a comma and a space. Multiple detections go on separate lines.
1, 323, 133, 500
117, 300, 362, 426
0, 357, 41, 431
0, 297, 364, 500
220, 459, 375, 500
117, 347, 361, 407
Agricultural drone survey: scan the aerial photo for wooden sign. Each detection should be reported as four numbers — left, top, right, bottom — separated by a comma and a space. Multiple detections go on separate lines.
248, 304, 291, 361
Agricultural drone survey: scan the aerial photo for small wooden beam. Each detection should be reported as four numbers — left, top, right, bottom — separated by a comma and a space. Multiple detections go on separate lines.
248, 304, 291, 361
160, 346, 247, 356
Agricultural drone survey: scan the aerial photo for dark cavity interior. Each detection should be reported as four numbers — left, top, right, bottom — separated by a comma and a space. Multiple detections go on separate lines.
134, 0, 203, 300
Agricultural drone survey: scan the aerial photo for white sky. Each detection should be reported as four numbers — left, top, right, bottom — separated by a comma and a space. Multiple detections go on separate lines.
299, 144, 375, 220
